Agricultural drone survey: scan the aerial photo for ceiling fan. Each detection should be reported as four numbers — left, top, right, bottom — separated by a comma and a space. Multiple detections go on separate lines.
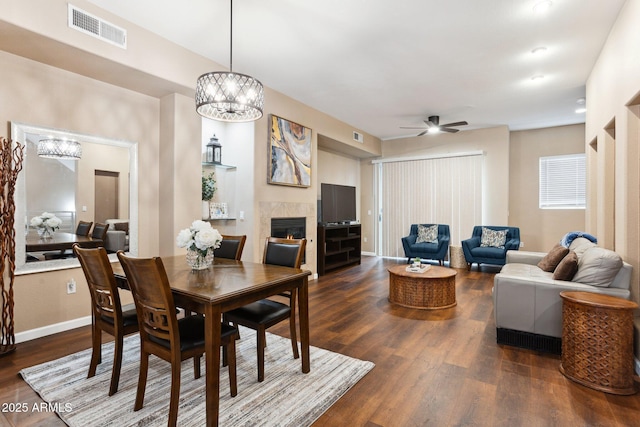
400, 115, 468, 136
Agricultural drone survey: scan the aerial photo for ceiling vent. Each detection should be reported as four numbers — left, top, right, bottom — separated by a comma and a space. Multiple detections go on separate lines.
68, 4, 127, 49
353, 131, 364, 143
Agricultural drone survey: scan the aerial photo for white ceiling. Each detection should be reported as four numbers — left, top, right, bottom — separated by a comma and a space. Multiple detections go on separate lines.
87, 0, 626, 140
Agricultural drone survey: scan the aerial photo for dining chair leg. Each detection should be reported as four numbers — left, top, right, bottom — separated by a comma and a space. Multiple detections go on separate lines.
168, 361, 181, 427
88, 322, 101, 378
193, 355, 201, 379
134, 352, 149, 411
108, 332, 124, 396
227, 339, 237, 397
289, 290, 300, 359
257, 327, 266, 382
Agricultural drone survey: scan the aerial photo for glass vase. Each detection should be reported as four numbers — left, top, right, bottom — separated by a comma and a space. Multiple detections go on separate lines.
37, 227, 54, 238
186, 248, 214, 270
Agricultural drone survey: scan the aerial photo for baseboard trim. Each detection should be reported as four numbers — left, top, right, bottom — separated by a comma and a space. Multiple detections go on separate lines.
15, 316, 92, 344
496, 328, 562, 355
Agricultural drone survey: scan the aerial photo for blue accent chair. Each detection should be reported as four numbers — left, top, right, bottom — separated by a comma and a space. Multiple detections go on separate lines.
401, 224, 450, 265
461, 226, 520, 270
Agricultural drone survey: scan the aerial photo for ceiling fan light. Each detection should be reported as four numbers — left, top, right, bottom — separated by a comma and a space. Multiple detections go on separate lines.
428, 127, 440, 134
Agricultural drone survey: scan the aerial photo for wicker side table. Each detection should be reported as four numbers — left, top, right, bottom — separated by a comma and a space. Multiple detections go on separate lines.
388, 265, 457, 310
559, 291, 638, 395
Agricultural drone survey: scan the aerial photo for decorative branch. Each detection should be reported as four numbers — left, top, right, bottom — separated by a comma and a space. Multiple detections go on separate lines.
0, 137, 24, 356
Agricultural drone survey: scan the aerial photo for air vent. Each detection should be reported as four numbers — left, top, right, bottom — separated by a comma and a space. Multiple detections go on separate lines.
353, 131, 364, 143
68, 4, 127, 49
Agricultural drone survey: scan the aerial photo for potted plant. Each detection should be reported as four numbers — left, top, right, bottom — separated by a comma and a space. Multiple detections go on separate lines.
201, 172, 216, 219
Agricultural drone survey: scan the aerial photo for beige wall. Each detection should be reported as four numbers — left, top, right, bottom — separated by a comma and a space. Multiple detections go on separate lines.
585, 0, 640, 355
509, 125, 586, 252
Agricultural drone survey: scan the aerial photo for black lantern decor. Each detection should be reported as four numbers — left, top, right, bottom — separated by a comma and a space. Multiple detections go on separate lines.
206, 134, 222, 164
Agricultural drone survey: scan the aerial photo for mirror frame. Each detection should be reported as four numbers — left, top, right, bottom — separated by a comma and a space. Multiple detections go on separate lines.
11, 122, 138, 275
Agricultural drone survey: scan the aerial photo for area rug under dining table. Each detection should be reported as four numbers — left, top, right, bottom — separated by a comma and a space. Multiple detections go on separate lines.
20, 327, 374, 426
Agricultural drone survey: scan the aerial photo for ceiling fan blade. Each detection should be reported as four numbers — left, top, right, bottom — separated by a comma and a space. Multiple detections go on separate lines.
440, 127, 459, 133
440, 121, 468, 128
400, 126, 428, 129
417, 130, 428, 136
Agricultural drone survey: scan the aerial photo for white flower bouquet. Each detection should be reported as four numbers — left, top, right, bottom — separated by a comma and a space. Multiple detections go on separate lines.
176, 220, 223, 256
30, 212, 62, 236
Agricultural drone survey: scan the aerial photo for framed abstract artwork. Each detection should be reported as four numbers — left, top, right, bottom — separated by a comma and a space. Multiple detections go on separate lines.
268, 114, 312, 187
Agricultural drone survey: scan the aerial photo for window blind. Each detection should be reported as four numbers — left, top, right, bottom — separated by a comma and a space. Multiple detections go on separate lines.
377, 154, 483, 258
539, 154, 586, 209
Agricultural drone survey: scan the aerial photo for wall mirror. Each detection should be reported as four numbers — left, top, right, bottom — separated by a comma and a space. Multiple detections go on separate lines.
11, 122, 138, 274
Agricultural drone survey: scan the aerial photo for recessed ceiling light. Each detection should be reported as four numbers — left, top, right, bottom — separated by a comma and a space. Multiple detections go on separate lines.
533, 1, 552, 14
575, 108, 587, 114
531, 46, 547, 55
531, 75, 545, 81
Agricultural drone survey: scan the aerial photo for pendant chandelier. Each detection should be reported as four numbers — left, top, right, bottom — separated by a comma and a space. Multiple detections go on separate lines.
195, 0, 264, 122
37, 138, 82, 160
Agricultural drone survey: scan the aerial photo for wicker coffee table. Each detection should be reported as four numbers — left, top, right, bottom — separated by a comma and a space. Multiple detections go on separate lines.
388, 264, 457, 310
559, 291, 638, 395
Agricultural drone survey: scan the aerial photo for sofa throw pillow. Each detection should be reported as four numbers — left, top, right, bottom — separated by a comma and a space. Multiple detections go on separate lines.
553, 250, 579, 281
571, 247, 623, 287
537, 243, 570, 272
416, 224, 438, 244
480, 227, 507, 248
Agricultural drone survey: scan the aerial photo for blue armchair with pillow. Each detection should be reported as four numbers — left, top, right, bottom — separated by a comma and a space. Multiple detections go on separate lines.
462, 226, 520, 270
401, 224, 450, 265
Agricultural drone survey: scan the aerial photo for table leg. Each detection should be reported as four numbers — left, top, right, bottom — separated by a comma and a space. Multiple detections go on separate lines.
298, 276, 310, 373
204, 304, 222, 427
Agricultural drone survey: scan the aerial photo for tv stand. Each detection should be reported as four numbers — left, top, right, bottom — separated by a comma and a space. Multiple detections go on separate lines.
317, 223, 361, 276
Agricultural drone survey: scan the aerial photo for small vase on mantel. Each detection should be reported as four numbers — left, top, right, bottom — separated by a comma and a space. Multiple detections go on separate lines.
186, 248, 214, 270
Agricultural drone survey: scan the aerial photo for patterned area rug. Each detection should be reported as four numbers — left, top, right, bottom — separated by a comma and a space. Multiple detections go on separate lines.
20, 327, 374, 426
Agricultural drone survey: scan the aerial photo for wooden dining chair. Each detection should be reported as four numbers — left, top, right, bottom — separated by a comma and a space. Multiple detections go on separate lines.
214, 234, 247, 260
91, 222, 110, 241
224, 237, 306, 382
73, 244, 138, 396
116, 252, 238, 427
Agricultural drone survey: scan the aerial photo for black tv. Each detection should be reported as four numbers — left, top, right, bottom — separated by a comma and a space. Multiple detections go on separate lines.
321, 183, 356, 224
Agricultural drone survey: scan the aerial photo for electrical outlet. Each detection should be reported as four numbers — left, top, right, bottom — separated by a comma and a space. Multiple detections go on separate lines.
520, 242, 524, 248
66, 278, 76, 294
363, 237, 368, 243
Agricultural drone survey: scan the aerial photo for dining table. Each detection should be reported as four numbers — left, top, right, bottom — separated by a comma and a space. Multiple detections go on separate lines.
25, 231, 104, 252
112, 255, 311, 427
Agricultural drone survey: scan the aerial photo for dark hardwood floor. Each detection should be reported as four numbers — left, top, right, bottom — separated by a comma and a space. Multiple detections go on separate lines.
2, 256, 640, 426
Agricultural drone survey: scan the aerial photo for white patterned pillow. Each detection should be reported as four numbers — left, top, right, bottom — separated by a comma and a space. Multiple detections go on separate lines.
416, 224, 438, 244
480, 227, 507, 248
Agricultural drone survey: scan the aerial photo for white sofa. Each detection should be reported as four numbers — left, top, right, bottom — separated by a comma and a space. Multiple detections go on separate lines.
493, 237, 632, 353
104, 219, 129, 252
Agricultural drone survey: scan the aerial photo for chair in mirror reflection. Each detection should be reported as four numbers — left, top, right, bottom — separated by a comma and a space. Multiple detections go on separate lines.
117, 252, 238, 426
73, 244, 138, 396
224, 236, 306, 382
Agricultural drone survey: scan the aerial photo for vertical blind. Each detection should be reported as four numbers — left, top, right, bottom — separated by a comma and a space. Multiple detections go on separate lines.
539, 154, 586, 209
377, 154, 483, 257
